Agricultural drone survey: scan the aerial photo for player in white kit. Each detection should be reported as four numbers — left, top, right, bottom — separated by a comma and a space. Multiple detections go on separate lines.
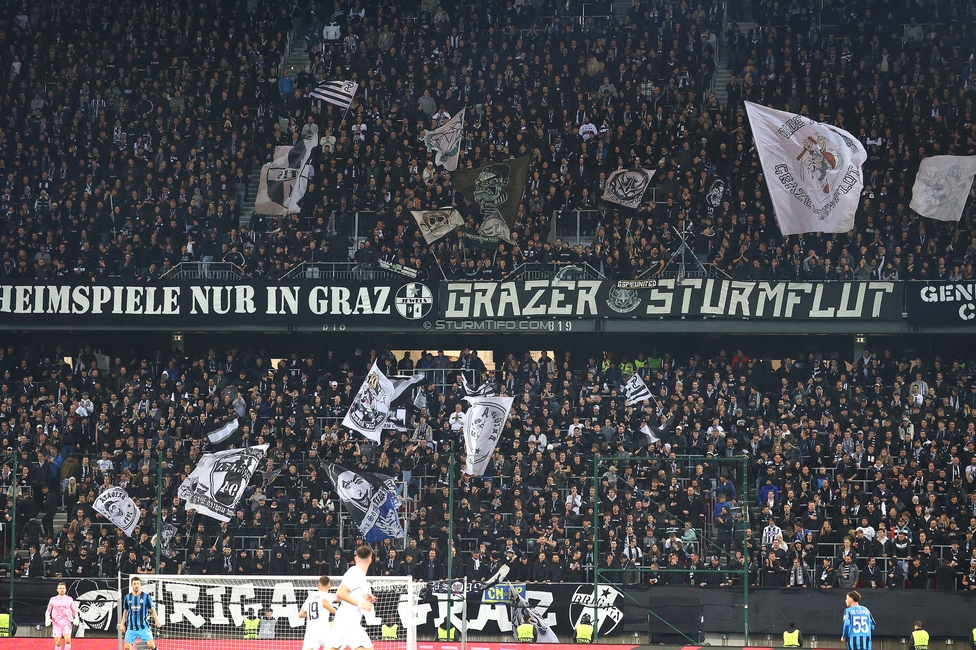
330, 546, 377, 650
46, 582, 79, 650
300, 575, 338, 650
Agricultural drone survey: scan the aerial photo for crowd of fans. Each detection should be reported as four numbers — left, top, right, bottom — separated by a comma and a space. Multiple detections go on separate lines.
2, 341, 976, 592
3, 0, 976, 284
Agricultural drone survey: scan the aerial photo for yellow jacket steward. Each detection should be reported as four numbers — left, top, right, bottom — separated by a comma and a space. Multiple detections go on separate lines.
912, 629, 929, 650
437, 627, 457, 641
382, 624, 398, 640
783, 630, 801, 647
0, 613, 10, 637
244, 616, 260, 639
576, 623, 594, 643
517, 623, 536, 642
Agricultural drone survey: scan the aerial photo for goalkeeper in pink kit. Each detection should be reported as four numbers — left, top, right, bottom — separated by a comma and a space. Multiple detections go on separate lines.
46, 582, 80, 650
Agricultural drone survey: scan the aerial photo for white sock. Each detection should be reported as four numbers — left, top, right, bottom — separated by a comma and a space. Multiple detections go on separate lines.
66, 644, 72, 650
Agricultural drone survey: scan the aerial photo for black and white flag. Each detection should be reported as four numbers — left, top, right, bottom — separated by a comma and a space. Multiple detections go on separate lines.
321, 463, 405, 542
623, 374, 652, 407
154, 523, 178, 558
177, 445, 268, 522
602, 168, 655, 208
254, 136, 314, 215
509, 583, 560, 643
93, 487, 140, 537
462, 394, 514, 476
343, 361, 424, 442
745, 102, 865, 235
206, 418, 239, 445
910, 155, 976, 222
310, 80, 359, 109
461, 373, 495, 396
411, 207, 464, 244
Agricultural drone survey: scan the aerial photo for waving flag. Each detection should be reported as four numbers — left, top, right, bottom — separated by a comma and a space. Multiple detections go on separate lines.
93, 487, 140, 537
311, 80, 359, 109
623, 374, 652, 407
206, 418, 239, 445
745, 102, 866, 235
453, 156, 531, 243
461, 373, 495, 396
412, 207, 464, 244
462, 394, 513, 476
343, 362, 424, 441
423, 109, 464, 171
322, 463, 404, 542
603, 168, 655, 208
910, 155, 976, 222
509, 583, 559, 643
177, 445, 268, 521
255, 136, 314, 215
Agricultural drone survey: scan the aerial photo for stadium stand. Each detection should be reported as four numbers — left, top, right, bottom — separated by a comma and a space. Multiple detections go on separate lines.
1, 0, 976, 593
1, 343, 975, 590
1, 0, 974, 284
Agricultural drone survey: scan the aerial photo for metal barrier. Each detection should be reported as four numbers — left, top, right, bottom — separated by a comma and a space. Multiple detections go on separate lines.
161, 262, 248, 281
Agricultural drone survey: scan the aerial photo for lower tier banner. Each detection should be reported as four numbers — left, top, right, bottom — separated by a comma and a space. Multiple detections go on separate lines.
6, 579, 976, 638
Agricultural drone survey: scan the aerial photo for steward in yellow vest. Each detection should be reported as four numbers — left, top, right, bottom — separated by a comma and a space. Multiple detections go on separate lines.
911, 622, 929, 650
517, 622, 537, 642
0, 612, 11, 637
783, 622, 802, 647
437, 626, 457, 641
575, 614, 594, 643
382, 624, 398, 640
243, 614, 260, 639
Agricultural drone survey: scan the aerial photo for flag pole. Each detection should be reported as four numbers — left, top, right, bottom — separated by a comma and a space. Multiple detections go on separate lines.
446, 451, 455, 632
155, 448, 162, 574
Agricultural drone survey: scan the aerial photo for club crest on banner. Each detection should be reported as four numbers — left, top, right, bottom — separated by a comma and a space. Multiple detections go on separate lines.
606, 284, 641, 313
394, 283, 434, 320
568, 585, 624, 635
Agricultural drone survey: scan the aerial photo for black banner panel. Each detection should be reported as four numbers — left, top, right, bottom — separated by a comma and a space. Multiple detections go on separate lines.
440, 280, 903, 321
0, 281, 436, 329
906, 282, 976, 325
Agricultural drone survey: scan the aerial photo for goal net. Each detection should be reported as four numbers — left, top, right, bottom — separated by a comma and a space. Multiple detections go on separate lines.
117, 575, 419, 650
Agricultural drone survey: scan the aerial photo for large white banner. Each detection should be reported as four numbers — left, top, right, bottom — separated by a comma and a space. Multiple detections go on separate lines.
92, 486, 140, 537
177, 445, 268, 521
462, 394, 514, 476
254, 136, 314, 215
745, 102, 866, 235
910, 155, 976, 222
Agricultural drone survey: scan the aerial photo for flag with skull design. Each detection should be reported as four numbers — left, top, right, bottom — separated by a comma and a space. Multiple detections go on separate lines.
602, 168, 656, 208
321, 462, 405, 542
453, 156, 531, 243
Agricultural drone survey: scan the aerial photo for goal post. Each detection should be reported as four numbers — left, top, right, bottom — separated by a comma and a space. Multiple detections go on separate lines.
116, 574, 419, 650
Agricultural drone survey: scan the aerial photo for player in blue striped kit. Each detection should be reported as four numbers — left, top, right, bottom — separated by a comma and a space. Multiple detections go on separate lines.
841, 591, 876, 650
119, 577, 161, 650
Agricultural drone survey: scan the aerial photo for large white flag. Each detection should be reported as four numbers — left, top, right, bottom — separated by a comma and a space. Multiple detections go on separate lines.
910, 155, 976, 222
177, 445, 268, 522
462, 394, 514, 476
411, 207, 464, 244
423, 109, 464, 171
745, 102, 866, 235
254, 135, 314, 215
343, 362, 424, 441
603, 168, 655, 208
93, 487, 140, 537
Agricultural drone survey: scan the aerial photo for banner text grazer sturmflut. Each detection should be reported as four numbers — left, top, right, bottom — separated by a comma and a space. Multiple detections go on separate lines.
440, 280, 902, 320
